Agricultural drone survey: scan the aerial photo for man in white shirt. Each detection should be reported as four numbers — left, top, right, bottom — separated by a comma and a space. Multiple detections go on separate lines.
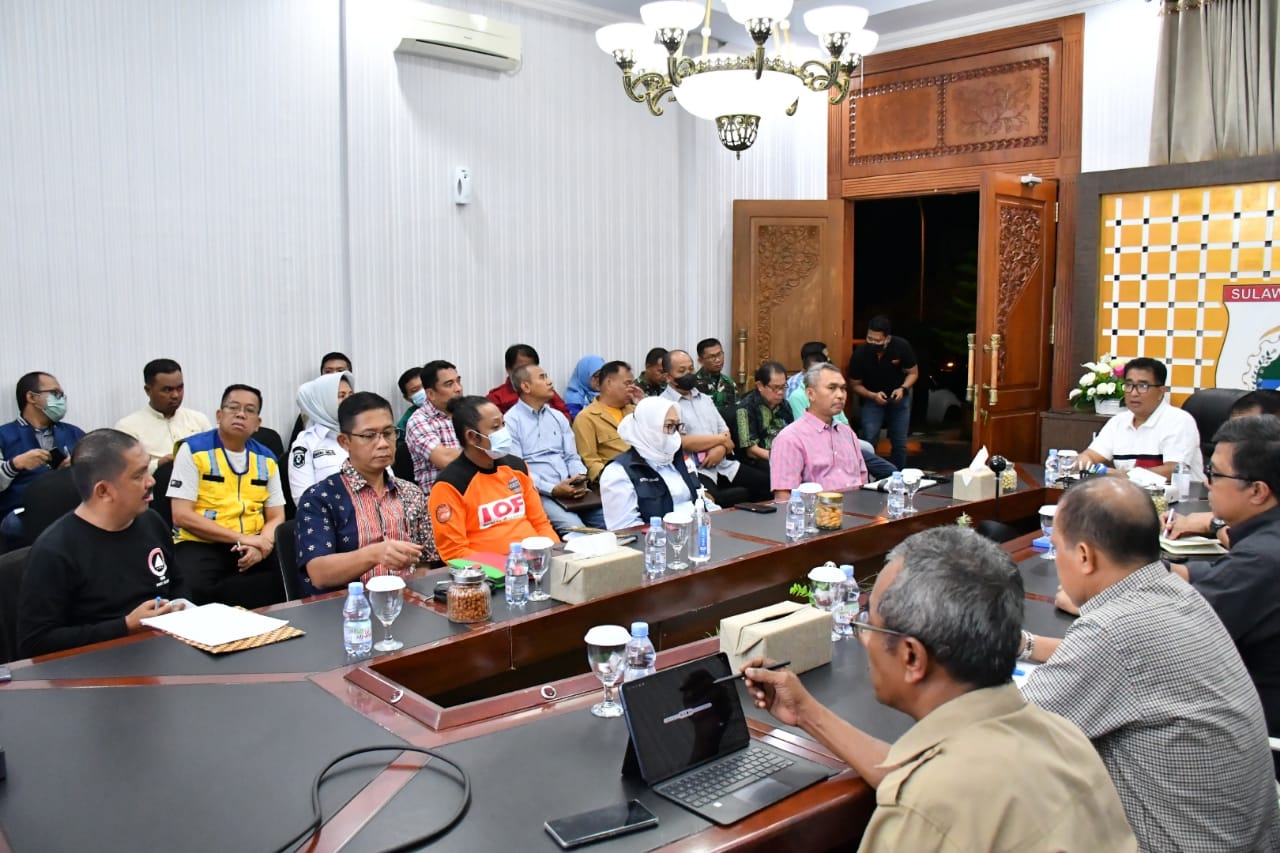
1077, 357, 1203, 480
661, 349, 770, 502
114, 359, 211, 473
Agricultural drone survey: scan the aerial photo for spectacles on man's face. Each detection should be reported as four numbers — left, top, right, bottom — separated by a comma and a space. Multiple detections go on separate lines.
662, 421, 687, 435
1205, 462, 1254, 486
222, 403, 260, 416
765, 383, 787, 393
37, 388, 65, 399
347, 427, 398, 444
852, 609, 908, 641
1122, 381, 1156, 394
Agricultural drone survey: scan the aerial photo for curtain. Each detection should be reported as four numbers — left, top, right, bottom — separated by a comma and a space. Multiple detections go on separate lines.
1150, 0, 1280, 164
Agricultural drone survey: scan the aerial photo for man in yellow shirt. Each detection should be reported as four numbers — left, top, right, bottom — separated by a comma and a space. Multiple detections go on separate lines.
572, 361, 640, 483
115, 359, 212, 473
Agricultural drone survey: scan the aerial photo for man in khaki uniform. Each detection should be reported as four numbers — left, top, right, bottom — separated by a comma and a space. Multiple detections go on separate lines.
744, 526, 1135, 852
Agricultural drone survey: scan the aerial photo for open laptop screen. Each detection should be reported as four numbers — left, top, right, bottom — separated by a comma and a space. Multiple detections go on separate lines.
620, 653, 751, 783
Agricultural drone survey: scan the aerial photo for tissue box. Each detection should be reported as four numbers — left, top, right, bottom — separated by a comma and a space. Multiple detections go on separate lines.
952, 467, 996, 501
547, 548, 644, 605
719, 601, 832, 677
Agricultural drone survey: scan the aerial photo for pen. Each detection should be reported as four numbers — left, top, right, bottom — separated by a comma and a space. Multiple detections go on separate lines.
155, 596, 163, 610
715, 660, 792, 685
1164, 507, 1176, 538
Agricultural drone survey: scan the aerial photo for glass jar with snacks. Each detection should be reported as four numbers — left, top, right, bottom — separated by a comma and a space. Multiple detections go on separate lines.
816, 492, 844, 530
446, 566, 491, 623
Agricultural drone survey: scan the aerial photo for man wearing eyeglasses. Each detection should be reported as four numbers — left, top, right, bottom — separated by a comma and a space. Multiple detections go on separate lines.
1076, 357, 1203, 480
295, 392, 434, 595
743, 527, 1136, 851
0, 371, 85, 548
168, 384, 286, 608
733, 362, 793, 473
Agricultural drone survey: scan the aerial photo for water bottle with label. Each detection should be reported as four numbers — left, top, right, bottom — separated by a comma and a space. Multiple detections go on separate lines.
836, 564, 858, 638
1171, 462, 1191, 502
887, 472, 907, 519
644, 517, 667, 578
623, 621, 657, 682
786, 491, 806, 541
691, 489, 711, 565
504, 543, 529, 606
1044, 449, 1059, 487
342, 581, 373, 660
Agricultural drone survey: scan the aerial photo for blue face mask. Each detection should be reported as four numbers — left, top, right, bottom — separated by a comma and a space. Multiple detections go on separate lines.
410, 389, 427, 407
41, 393, 67, 423
478, 426, 513, 460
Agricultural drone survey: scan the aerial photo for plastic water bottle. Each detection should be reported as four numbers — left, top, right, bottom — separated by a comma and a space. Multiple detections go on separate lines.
504, 543, 529, 606
1044, 449, 1059, 487
644, 517, 667, 578
786, 491, 806, 540
886, 472, 906, 519
623, 621, 658, 682
1171, 462, 1191, 502
837, 564, 858, 637
691, 489, 711, 564
342, 581, 373, 660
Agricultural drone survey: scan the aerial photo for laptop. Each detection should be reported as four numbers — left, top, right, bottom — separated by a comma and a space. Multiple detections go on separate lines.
619, 652, 831, 826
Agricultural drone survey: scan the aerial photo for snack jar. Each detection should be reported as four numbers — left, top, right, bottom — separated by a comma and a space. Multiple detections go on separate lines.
447, 566, 491, 623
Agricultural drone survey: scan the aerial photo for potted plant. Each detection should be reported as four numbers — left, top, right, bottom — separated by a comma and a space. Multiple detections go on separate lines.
1068, 355, 1127, 415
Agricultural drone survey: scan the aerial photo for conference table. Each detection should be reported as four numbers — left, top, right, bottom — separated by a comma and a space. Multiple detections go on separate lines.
0, 465, 1072, 852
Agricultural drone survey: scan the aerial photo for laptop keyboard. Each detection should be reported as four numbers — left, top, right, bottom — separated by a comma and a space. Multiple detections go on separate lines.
659, 745, 794, 807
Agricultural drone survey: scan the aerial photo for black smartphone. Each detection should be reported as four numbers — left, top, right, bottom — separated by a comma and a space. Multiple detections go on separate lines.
544, 800, 658, 849
47, 447, 67, 469
737, 501, 778, 514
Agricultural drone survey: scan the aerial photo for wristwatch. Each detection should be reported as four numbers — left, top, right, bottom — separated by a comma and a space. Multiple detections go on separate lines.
1018, 629, 1036, 661
1208, 517, 1228, 535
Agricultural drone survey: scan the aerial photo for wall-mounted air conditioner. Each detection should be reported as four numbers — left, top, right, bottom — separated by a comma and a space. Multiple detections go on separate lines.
396, 4, 522, 73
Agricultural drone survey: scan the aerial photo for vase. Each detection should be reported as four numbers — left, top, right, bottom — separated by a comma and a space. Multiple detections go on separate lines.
1094, 398, 1122, 416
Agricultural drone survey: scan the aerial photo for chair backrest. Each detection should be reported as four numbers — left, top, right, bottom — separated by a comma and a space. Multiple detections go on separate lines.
275, 520, 301, 601
20, 467, 79, 546
252, 427, 294, 517
0, 547, 31, 663
150, 460, 175, 530
394, 438, 414, 483
975, 519, 1021, 544
1181, 388, 1249, 464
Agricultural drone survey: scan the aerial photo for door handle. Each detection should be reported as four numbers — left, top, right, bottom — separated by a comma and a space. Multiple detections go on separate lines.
981, 334, 1001, 405
965, 333, 976, 402
736, 328, 748, 387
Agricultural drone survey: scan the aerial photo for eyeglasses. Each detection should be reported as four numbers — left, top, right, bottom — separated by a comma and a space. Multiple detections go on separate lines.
1122, 381, 1156, 394
765, 384, 787, 393
1205, 462, 1254, 486
346, 427, 398, 444
662, 422, 687, 435
37, 389, 64, 398
221, 403, 260, 416
851, 609, 907, 641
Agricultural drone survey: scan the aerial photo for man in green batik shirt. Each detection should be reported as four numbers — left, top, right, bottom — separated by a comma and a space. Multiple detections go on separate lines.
694, 338, 739, 411
734, 362, 793, 472
635, 347, 669, 397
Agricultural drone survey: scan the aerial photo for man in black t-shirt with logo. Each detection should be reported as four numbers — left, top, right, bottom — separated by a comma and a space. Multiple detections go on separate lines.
847, 315, 918, 470
18, 429, 187, 658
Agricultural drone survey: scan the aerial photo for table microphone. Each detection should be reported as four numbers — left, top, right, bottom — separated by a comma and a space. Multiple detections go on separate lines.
988, 455, 1008, 521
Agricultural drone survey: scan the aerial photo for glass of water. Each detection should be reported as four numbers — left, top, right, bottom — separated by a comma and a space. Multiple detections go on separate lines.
900, 468, 923, 514
1039, 505, 1057, 560
366, 574, 406, 652
585, 625, 631, 718
798, 482, 822, 534
521, 536, 553, 602
664, 511, 692, 571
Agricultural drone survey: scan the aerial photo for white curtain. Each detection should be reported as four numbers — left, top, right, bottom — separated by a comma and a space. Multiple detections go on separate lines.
1150, 0, 1280, 163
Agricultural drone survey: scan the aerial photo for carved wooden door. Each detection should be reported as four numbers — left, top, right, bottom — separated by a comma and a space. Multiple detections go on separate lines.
731, 200, 852, 385
973, 173, 1058, 461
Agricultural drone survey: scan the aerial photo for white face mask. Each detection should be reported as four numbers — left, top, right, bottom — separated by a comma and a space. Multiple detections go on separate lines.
662, 432, 681, 457
478, 426, 513, 460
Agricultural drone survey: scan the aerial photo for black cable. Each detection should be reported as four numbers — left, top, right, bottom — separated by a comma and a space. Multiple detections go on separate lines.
272, 745, 471, 853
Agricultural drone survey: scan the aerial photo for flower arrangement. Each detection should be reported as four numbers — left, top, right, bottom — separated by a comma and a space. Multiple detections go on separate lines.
1068, 355, 1127, 410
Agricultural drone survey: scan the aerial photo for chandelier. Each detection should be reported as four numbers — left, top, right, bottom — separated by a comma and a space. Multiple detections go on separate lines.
596, 1, 878, 157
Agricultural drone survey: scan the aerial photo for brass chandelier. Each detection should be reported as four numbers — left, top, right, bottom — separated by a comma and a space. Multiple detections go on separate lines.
596, 2, 878, 157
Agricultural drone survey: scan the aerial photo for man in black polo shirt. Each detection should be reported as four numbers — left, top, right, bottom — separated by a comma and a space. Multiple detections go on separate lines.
17, 429, 186, 658
847, 315, 918, 469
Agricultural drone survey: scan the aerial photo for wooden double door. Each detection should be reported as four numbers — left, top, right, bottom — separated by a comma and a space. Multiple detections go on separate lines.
731, 173, 1057, 463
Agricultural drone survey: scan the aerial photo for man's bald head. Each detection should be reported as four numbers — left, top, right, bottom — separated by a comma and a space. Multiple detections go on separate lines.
1056, 477, 1161, 568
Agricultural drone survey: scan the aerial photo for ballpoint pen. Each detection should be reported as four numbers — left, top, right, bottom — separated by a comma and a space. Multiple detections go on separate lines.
714, 660, 792, 685
1164, 507, 1176, 538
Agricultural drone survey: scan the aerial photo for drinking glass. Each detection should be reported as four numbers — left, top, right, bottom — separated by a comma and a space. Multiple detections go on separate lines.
900, 468, 923, 515
808, 563, 846, 642
1039, 505, 1057, 560
366, 575, 406, 652
521, 536, 554, 602
664, 511, 692, 571
584, 625, 631, 718
798, 482, 822, 534
1056, 450, 1078, 480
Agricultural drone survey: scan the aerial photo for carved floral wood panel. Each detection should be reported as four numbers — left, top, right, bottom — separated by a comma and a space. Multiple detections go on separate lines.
753, 224, 821, 362
996, 203, 1043, 380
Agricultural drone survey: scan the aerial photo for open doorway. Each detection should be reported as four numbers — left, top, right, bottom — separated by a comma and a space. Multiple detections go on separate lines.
850, 193, 978, 471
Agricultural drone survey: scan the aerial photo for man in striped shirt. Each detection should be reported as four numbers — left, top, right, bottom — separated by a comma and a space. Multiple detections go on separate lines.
770, 362, 868, 500
405, 360, 465, 494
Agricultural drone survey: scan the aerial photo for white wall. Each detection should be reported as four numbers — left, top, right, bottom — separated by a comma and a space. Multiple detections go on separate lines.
1080, 0, 1161, 173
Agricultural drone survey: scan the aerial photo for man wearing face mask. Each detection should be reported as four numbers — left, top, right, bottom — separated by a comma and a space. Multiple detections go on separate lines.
428, 396, 559, 562
0, 371, 86, 548
396, 367, 425, 435
848, 315, 918, 470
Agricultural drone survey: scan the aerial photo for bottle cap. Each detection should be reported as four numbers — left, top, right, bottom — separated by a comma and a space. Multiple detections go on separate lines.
347, 581, 364, 595
649, 516, 662, 527
509, 543, 523, 554
839, 563, 855, 577
631, 621, 649, 637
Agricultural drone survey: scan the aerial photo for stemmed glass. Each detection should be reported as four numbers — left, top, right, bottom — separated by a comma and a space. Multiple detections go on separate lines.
901, 468, 923, 515
522, 536, 553, 602
664, 511, 692, 571
798, 482, 822, 534
584, 625, 631, 718
1039, 505, 1057, 560
808, 563, 847, 642
366, 575, 406, 652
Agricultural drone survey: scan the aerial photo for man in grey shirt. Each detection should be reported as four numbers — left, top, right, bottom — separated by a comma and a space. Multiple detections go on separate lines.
1020, 476, 1279, 852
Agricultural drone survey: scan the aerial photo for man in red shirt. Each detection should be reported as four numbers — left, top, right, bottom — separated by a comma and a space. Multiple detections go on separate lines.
486, 344, 573, 421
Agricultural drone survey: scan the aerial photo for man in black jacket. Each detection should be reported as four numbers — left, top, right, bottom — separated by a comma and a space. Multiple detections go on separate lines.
17, 428, 186, 658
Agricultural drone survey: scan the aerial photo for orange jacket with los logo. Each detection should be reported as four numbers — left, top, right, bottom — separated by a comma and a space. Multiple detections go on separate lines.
427, 453, 559, 562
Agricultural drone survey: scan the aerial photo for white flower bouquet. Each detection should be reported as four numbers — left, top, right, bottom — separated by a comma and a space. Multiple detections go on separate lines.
1068, 355, 1127, 411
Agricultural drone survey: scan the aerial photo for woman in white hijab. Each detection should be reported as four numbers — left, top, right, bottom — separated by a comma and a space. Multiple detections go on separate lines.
288, 370, 354, 499
600, 396, 708, 530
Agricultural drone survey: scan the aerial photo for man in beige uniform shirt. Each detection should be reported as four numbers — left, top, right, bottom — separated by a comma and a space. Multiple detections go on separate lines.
744, 526, 1135, 852
114, 359, 211, 472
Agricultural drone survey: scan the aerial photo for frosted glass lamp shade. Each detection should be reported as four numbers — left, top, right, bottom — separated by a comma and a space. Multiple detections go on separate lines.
639, 1, 704, 31
802, 5, 869, 36
595, 22, 652, 55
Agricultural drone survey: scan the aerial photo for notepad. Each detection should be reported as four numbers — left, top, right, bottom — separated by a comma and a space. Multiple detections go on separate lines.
1159, 535, 1227, 556
864, 476, 939, 492
142, 602, 290, 647
1012, 662, 1039, 689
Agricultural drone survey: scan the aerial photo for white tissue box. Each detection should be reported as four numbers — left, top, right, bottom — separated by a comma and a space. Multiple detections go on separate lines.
952, 467, 996, 501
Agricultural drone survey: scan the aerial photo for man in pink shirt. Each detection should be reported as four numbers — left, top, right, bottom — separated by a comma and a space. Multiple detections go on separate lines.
770, 363, 868, 500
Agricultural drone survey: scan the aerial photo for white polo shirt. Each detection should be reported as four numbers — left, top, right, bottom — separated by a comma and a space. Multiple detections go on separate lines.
114, 406, 212, 472
288, 423, 348, 499
1087, 399, 1204, 481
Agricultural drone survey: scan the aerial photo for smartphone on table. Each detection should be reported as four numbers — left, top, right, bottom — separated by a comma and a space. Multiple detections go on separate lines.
544, 800, 658, 849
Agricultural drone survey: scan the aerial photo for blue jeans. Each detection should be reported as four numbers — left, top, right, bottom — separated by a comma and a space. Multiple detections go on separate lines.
859, 441, 897, 481
860, 393, 911, 471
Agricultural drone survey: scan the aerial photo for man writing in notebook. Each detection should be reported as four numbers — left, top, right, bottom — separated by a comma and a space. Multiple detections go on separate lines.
743, 527, 1135, 851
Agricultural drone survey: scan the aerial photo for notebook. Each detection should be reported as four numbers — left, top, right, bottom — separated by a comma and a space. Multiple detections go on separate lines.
618, 652, 830, 826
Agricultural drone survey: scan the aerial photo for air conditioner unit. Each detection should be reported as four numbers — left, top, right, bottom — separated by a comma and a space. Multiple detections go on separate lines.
396, 4, 522, 73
